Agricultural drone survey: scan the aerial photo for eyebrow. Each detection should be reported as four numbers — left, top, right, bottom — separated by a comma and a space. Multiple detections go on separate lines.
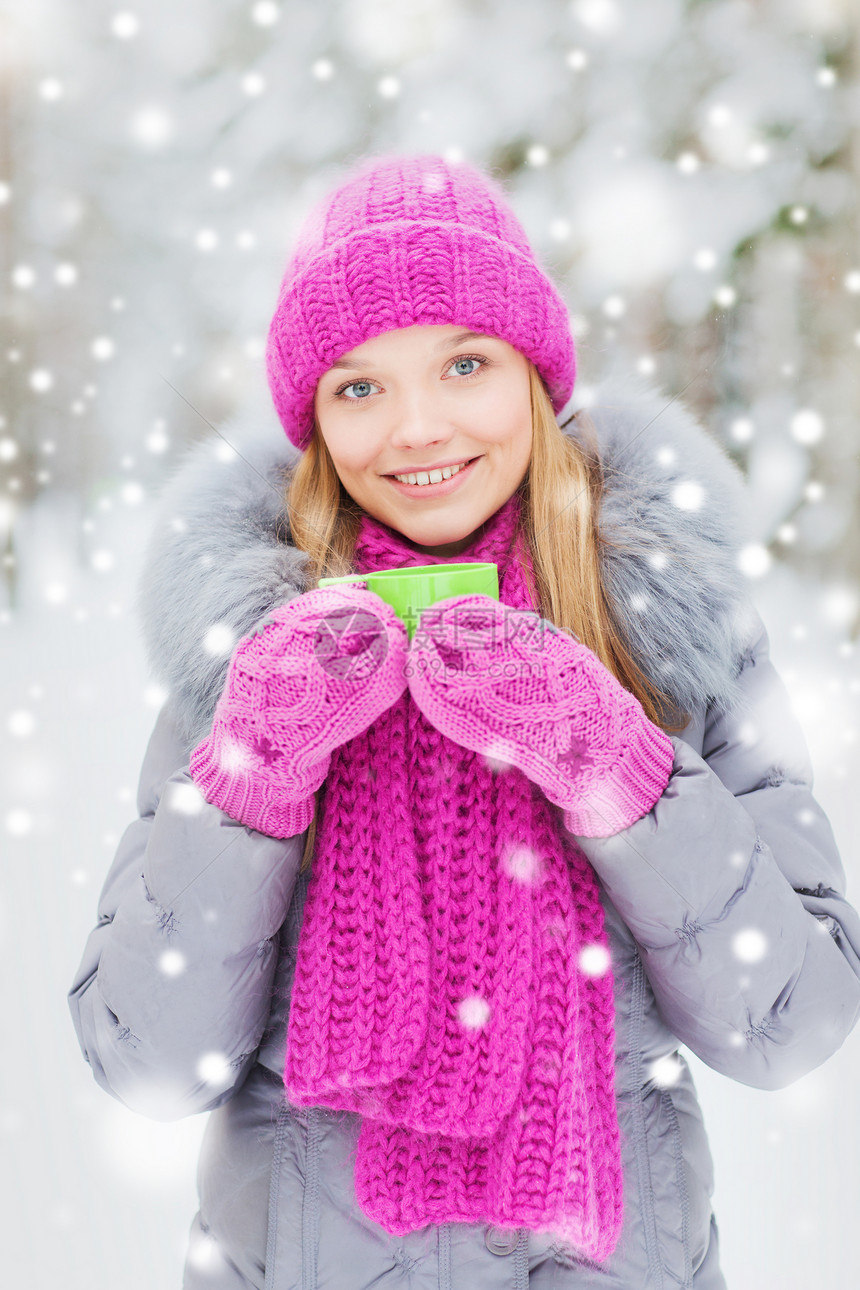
327, 330, 493, 371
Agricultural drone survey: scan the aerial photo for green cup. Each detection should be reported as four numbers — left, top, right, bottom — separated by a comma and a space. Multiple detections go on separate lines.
318, 561, 499, 642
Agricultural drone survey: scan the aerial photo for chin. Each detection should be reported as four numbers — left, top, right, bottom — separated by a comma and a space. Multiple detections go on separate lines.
362, 489, 492, 554
399, 519, 474, 549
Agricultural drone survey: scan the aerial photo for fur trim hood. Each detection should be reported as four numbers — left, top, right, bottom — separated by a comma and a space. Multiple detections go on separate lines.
134, 370, 760, 751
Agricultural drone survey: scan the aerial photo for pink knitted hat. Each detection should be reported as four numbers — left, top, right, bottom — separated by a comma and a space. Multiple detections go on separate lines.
265, 152, 576, 451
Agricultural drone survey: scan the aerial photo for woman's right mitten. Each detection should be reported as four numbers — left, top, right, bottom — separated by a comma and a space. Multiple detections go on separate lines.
189, 584, 409, 837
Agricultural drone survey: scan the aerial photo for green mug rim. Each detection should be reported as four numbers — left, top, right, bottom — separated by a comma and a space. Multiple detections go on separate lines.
318, 561, 499, 639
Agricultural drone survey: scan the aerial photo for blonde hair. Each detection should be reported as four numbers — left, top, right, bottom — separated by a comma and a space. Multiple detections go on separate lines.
286, 362, 690, 873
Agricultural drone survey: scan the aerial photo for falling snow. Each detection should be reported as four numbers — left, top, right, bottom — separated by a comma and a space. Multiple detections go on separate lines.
738, 543, 773, 579
111, 12, 140, 40
186, 1229, 224, 1273
457, 995, 491, 1030
732, 928, 768, 964
131, 106, 173, 148
790, 410, 825, 446
164, 781, 205, 815
196, 1052, 232, 1085
500, 843, 543, 884
202, 622, 237, 656
670, 480, 706, 511
649, 1053, 684, 1088
158, 949, 187, 977
4, 4, 860, 1288
578, 944, 611, 977
216, 737, 253, 775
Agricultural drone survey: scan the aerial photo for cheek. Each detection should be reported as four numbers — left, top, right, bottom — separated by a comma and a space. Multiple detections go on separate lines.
315, 405, 373, 473
323, 436, 372, 477
493, 413, 532, 463
339, 462, 377, 490
480, 380, 531, 443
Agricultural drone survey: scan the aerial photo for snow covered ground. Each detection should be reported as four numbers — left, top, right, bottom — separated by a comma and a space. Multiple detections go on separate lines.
2, 484, 859, 1289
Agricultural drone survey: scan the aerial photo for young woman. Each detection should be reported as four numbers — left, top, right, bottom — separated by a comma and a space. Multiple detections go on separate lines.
68, 153, 860, 1289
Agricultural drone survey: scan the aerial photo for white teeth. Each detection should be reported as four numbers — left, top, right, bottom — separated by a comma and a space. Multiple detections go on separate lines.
393, 460, 470, 486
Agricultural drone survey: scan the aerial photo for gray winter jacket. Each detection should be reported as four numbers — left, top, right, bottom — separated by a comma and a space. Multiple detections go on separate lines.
68, 374, 860, 1290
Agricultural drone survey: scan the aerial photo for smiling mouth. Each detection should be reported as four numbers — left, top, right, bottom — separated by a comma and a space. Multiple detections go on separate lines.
386, 457, 480, 485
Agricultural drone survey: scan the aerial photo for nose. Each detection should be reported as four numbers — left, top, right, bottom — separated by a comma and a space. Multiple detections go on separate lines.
385, 386, 453, 455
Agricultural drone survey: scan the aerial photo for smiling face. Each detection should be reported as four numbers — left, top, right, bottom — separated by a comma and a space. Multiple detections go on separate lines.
312, 324, 533, 557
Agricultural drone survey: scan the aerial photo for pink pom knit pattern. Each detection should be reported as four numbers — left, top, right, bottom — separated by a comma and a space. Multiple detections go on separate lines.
188, 585, 409, 838
282, 493, 674, 1262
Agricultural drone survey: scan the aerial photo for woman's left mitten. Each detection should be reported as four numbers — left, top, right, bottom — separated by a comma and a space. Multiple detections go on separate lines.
189, 585, 410, 838
406, 594, 675, 838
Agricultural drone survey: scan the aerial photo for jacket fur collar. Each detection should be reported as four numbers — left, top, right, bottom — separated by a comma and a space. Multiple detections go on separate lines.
134, 370, 759, 751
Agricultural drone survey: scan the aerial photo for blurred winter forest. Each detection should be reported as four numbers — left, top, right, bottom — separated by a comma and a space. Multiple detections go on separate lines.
2, 2, 859, 1289
2, 0, 860, 603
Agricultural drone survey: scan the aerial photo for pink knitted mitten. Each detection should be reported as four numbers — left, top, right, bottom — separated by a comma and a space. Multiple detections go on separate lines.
189, 585, 409, 837
406, 594, 675, 838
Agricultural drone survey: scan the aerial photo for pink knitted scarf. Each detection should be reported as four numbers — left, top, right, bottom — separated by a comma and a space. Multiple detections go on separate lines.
282, 492, 624, 1262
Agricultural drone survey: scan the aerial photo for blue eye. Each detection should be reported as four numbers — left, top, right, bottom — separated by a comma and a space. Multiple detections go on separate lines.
333, 353, 488, 401
450, 356, 481, 377
337, 379, 379, 401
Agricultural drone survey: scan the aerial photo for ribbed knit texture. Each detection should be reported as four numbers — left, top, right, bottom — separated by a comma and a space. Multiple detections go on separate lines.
283, 494, 639, 1263
265, 153, 576, 451
406, 594, 676, 840
187, 585, 411, 840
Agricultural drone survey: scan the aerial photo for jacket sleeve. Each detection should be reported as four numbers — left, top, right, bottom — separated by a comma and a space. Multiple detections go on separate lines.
67, 702, 304, 1121
568, 605, 860, 1091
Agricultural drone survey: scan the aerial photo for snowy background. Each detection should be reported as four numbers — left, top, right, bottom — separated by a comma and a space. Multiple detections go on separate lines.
2, 1, 859, 1287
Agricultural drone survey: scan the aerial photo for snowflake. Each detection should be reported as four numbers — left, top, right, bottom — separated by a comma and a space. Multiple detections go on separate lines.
732, 928, 767, 963
556, 734, 595, 773
197, 1052, 232, 1085
457, 995, 491, 1030
111, 13, 140, 39
158, 949, 186, 977
671, 480, 706, 511
202, 621, 236, 656
649, 1053, 683, 1088
91, 336, 115, 361
131, 106, 173, 148
738, 544, 772, 578
252, 735, 282, 767
7, 709, 35, 736
166, 781, 205, 816
252, 2, 279, 26
578, 944, 610, 977
790, 409, 824, 445
501, 844, 542, 884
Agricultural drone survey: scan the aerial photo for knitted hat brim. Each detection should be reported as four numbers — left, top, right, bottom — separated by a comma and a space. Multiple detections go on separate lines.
266, 221, 575, 451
